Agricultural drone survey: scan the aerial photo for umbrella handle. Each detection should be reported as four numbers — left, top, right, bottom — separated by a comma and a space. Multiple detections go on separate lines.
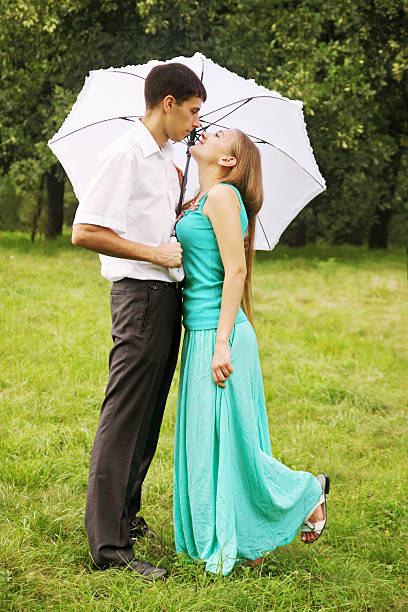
168, 236, 185, 282
176, 128, 197, 216
170, 128, 197, 281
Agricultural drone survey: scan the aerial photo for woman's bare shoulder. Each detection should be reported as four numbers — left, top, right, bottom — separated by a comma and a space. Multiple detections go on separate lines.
205, 183, 241, 215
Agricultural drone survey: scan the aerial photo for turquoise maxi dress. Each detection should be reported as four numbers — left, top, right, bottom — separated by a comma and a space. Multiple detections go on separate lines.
174, 184, 322, 575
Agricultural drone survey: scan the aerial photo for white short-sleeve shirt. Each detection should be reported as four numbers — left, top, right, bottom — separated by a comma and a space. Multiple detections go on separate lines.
73, 119, 180, 282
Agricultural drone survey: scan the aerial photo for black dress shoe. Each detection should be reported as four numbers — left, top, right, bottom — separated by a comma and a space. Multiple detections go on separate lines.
128, 516, 157, 539
93, 558, 169, 581
127, 558, 169, 580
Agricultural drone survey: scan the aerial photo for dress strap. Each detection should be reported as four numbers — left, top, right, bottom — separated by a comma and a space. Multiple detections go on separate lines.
198, 193, 209, 210
221, 183, 248, 234
221, 182, 242, 204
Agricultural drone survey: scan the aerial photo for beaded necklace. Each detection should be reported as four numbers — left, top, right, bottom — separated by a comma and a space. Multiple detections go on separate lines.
175, 196, 201, 224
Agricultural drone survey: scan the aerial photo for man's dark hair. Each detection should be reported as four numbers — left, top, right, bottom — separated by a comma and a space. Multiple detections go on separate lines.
144, 63, 207, 109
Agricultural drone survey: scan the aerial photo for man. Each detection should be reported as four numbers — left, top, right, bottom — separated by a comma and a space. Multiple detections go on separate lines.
72, 63, 206, 579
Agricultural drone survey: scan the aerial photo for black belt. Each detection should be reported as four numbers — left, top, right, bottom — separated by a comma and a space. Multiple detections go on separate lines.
113, 277, 179, 289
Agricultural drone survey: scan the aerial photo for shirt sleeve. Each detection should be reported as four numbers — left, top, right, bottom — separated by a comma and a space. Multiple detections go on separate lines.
73, 146, 135, 235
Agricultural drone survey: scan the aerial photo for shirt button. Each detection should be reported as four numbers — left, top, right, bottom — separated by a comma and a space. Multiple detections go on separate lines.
152, 284, 157, 290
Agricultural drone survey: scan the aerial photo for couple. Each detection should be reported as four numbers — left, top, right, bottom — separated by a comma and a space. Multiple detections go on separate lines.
72, 62, 329, 579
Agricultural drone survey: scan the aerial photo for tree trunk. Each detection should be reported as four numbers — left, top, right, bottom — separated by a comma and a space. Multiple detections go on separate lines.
288, 219, 307, 247
31, 173, 46, 242
368, 207, 393, 249
45, 164, 65, 238
368, 149, 401, 249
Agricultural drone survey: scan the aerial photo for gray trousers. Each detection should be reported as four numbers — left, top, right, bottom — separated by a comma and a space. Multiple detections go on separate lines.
85, 278, 181, 567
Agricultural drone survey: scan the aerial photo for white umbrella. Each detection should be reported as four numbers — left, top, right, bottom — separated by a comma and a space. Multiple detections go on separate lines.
48, 52, 326, 250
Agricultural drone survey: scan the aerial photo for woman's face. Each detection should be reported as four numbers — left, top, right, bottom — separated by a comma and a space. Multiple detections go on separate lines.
190, 129, 237, 165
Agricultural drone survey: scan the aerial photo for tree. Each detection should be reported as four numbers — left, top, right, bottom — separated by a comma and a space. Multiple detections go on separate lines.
1, 0, 406, 246
211, 0, 408, 246
0, 1, 143, 236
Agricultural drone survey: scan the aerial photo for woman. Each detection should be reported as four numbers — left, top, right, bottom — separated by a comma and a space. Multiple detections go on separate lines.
173, 129, 329, 575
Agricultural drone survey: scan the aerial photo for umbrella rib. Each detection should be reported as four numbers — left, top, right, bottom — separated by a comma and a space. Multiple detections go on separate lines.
256, 215, 272, 250
110, 70, 146, 80
48, 116, 141, 145
199, 95, 298, 119
197, 99, 253, 129
199, 120, 325, 189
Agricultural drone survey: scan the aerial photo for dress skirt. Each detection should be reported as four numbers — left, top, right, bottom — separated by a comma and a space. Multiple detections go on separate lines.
173, 320, 322, 575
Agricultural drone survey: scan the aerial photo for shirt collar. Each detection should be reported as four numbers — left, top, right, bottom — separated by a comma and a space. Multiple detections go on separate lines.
132, 118, 173, 159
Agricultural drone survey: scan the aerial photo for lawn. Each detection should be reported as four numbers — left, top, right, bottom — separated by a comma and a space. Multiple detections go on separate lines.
0, 232, 407, 611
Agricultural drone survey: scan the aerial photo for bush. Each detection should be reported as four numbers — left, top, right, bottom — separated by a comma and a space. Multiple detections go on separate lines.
0, 174, 22, 231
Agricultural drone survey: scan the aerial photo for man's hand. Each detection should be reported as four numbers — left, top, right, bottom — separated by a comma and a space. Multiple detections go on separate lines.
172, 163, 184, 188
154, 241, 183, 268
72, 224, 183, 268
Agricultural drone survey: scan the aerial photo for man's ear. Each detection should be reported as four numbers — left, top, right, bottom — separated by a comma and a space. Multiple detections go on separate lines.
163, 95, 176, 113
219, 155, 237, 168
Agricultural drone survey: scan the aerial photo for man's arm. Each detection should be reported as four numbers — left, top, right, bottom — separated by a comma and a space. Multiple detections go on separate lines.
72, 223, 182, 268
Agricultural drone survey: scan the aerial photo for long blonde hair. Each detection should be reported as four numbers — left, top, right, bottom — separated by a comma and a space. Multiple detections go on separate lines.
183, 129, 263, 326
225, 130, 263, 326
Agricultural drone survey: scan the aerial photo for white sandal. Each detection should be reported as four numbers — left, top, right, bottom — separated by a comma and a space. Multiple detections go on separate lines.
301, 473, 330, 544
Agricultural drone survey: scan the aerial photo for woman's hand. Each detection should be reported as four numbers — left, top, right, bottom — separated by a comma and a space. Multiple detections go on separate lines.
211, 340, 234, 388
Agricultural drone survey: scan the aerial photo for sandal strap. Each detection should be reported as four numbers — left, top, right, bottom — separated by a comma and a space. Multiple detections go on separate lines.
304, 494, 325, 522
301, 519, 326, 534
301, 474, 330, 541
305, 518, 325, 531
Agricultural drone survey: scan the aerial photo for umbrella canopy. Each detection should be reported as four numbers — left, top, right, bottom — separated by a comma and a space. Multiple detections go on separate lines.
48, 52, 326, 250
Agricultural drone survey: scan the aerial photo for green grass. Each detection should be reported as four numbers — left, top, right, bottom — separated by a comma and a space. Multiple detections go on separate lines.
0, 232, 407, 611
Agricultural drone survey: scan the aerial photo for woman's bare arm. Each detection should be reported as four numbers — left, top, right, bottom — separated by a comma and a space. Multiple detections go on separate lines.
203, 184, 247, 387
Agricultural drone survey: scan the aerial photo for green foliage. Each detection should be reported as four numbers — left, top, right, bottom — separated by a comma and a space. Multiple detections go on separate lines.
0, 160, 43, 233
207, 0, 408, 243
0, 0, 407, 243
0, 174, 21, 231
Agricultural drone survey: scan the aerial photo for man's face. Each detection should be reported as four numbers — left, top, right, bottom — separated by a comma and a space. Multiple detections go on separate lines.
164, 96, 202, 142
